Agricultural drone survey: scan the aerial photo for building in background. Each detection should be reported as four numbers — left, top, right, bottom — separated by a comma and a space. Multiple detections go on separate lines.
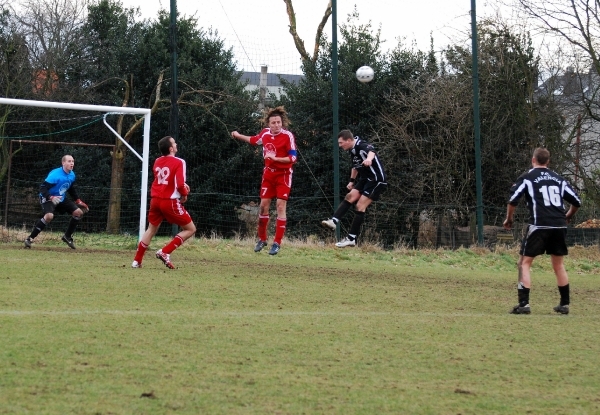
535, 66, 600, 187
240, 65, 303, 109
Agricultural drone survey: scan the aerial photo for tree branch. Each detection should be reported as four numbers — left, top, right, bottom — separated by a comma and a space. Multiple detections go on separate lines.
283, 0, 310, 62
312, 1, 332, 63
283, 0, 331, 63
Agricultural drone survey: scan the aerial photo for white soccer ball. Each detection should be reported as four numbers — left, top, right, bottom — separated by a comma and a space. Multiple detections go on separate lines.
356, 66, 375, 83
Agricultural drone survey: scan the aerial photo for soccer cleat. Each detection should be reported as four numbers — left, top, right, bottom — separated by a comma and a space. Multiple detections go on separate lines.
335, 237, 356, 248
510, 304, 531, 314
24, 238, 32, 248
131, 261, 142, 268
61, 235, 76, 249
553, 304, 569, 315
321, 218, 336, 230
268, 242, 280, 255
156, 250, 175, 269
254, 240, 267, 252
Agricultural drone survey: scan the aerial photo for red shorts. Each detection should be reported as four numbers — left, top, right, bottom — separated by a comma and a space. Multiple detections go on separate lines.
260, 167, 293, 200
148, 198, 193, 227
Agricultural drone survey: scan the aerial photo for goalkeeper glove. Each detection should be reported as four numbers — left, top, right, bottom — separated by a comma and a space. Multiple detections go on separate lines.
50, 196, 61, 205
75, 199, 89, 213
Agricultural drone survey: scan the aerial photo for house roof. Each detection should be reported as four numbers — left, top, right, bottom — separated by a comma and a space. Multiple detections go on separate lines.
535, 67, 599, 103
240, 71, 303, 87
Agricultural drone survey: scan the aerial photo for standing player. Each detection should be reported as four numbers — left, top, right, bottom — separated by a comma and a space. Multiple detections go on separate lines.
504, 148, 581, 315
230, 106, 297, 255
24, 155, 89, 249
321, 129, 387, 247
132, 136, 196, 269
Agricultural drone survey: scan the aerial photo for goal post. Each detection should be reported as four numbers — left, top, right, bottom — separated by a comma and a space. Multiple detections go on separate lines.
0, 97, 151, 241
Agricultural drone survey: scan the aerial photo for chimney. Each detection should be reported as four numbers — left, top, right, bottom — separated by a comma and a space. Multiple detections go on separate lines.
259, 65, 268, 110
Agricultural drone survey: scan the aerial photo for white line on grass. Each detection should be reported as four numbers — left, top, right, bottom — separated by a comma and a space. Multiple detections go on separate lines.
0, 310, 595, 318
0, 310, 396, 316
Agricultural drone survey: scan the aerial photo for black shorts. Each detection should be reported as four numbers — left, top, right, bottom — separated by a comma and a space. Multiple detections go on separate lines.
40, 197, 78, 216
354, 178, 387, 201
519, 226, 568, 257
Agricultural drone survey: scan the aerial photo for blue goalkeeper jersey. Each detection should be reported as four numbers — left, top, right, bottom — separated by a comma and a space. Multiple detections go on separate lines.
41, 167, 76, 202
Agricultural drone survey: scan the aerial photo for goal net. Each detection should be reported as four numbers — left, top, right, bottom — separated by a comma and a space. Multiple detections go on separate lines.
0, 97, 151, 246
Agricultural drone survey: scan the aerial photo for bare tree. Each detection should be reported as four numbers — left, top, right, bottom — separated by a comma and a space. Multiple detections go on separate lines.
283, 0, 331, 63
380, 74, 474, 207
515, 1, 600, 116
11, 0, 87, 83
0, 2, 30, 185
513, 0, 600, 202
378, 15, 564, 248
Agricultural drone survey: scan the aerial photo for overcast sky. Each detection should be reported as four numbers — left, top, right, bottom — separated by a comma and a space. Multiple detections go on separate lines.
119, 0, 515, 74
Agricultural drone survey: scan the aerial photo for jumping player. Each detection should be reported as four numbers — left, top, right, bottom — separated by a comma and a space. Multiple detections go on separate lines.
321, 129, 387, 247
504, 147, 581, 315
24, 155, 89, 249
230, 106, 297, 255
132, 136, 196, 269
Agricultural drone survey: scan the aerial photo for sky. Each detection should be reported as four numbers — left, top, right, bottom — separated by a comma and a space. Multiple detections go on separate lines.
119, 0, 515, 75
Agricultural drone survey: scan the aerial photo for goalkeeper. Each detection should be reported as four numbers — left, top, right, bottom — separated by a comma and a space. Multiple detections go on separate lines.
24, 155, 89, 249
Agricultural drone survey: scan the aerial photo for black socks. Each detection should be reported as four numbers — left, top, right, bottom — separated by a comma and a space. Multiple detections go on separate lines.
558, 284, 570, 306
29, 218, 47, 239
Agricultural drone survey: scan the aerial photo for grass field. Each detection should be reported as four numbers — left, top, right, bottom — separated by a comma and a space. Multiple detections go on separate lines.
2, 236, 600, 414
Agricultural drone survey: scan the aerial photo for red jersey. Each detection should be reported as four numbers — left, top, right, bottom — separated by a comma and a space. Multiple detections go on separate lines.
150, 155, 189, 199
249, 128, 297, 170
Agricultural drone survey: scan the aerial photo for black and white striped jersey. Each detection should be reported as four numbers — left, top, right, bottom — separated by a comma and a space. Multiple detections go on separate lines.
349, 137, 386, 182
508, 167, 581, 227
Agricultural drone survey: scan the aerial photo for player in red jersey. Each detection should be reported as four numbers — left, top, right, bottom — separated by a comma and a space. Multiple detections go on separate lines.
231, 106, 297, 255
132, 136, 196, 269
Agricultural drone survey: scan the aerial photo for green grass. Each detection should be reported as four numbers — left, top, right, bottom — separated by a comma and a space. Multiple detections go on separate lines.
2, 237, 600, 414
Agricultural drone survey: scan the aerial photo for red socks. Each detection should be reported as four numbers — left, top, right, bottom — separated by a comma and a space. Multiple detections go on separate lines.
162, 235, 184, 254
134, 241, 148, 263
274, 217, 287, 244
258, 215, 269, 241
257, 216, 286, 244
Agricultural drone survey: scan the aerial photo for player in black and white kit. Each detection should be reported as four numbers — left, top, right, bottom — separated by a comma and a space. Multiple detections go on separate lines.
321, 129, 387, 247
504, 148, 581, 315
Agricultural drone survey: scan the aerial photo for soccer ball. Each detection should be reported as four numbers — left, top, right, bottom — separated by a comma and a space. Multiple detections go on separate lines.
356, 66, 374, 83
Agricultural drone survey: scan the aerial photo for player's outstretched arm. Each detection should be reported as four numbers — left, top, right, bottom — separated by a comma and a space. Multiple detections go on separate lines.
231, 131, 251, 143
